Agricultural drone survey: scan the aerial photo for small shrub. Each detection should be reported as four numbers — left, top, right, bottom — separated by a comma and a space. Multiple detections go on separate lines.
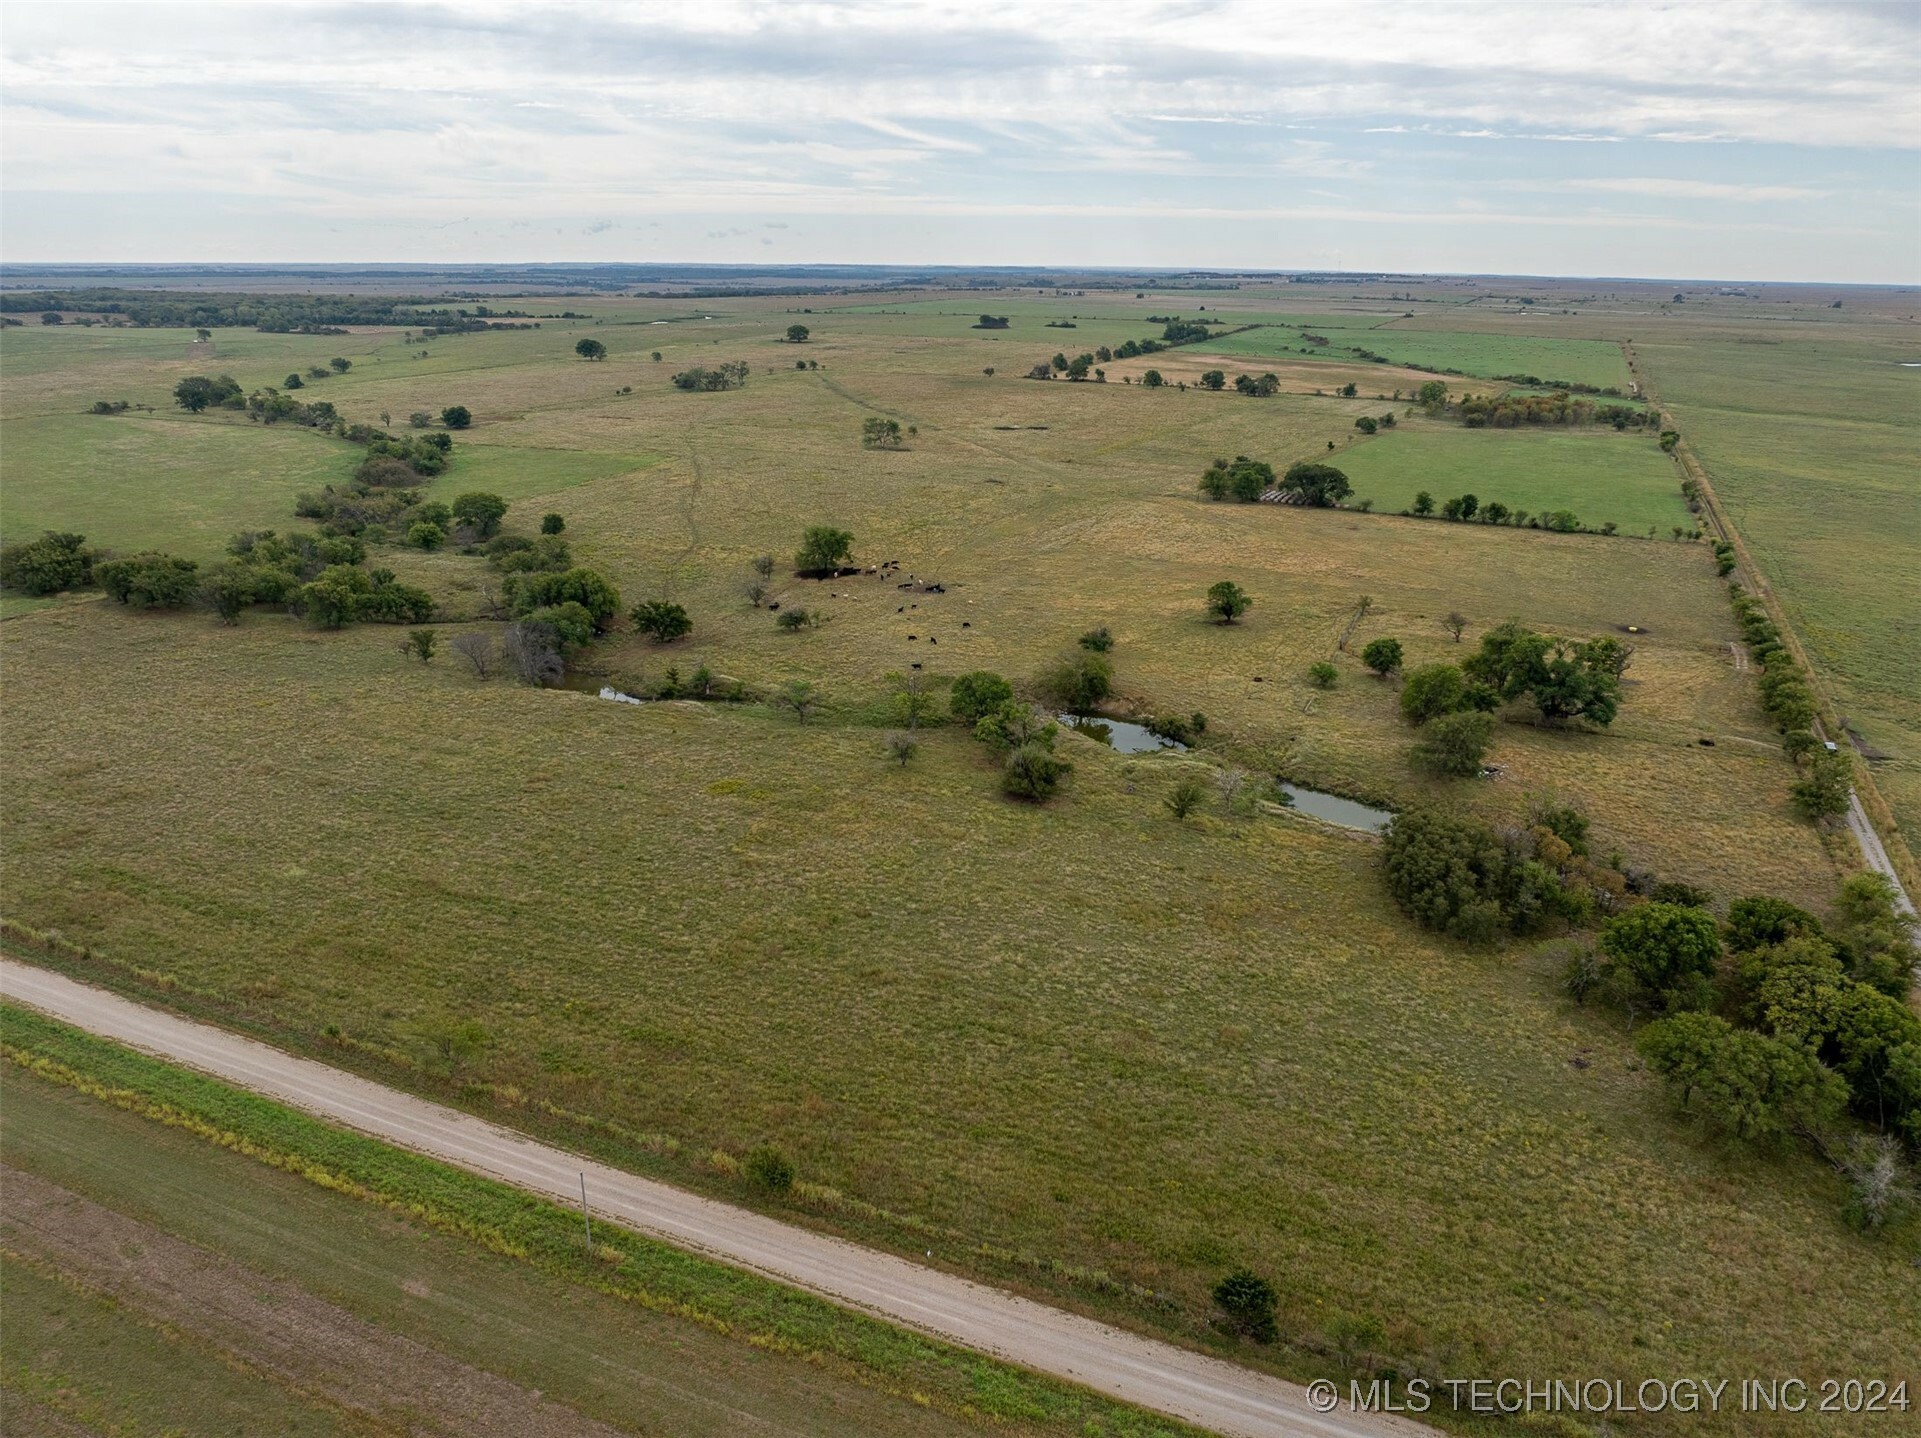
950, 671, 1014, 723
1212, 1269, 1277, 1343
1307, 661, 1338, 689
405, 628, 438, 663
1003, 742, 1070, 801
1077, 626, 1114, 652
744, 1143, 795, 1192
1165, 774, 1208, 820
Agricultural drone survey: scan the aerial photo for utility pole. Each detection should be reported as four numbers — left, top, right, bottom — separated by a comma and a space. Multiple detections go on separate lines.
579, 1172, 593, 1248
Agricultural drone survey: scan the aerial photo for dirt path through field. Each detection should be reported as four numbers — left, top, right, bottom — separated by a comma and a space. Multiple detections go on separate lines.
0, 1164, 624, 1438
0, 960, 1431, 1438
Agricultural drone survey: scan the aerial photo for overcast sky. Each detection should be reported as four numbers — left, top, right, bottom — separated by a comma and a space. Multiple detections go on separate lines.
2, 0, 1916, 281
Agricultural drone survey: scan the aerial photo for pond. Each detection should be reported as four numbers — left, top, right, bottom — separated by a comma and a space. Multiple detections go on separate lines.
1276, 784, 1394, 833
1057, 715, 1187, 754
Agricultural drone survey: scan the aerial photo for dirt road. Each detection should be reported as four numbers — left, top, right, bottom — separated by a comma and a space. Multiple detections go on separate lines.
1848, 790, 1918, 918
0, 959, 1429, 1438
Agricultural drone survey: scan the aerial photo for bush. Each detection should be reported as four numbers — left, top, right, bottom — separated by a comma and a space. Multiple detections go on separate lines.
1197, 456, 1273, 503
1039, 651, 1112, 713
1399, 662, 1466, 723
440, 405, 472, 428
1361, 636, 1403, 677
1165, 774, 1208, 819
1790, 752, 1851, 820
1598, 903, 1722, 1013
1725, 895, 1824, 954
630, 599, 692, 644
0, 531, 92, 595
407, 521, 446, 550
1413, 710, 1492, 777
744, 1144, 796, 1192
527, 601, 597, 651
1003, 742, 1070, 802
1211, 1269, 1277, 1343
197, 561, 259, 623
1307, 661, 1338, 689
950, 671, 1014, 723
775, 608, 815, 631
541, 512, 565, 535
1077, 626, 1114, 652
94, 553, 199, 609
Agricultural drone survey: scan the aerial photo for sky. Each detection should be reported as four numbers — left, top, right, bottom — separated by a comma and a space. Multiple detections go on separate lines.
2, 0, 1917, 282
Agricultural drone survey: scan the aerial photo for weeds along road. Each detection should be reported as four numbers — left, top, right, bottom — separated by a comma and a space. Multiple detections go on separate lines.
0, 960, 1432, 1438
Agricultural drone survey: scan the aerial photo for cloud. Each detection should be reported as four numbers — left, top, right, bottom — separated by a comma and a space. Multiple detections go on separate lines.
0, 1, 1913, 277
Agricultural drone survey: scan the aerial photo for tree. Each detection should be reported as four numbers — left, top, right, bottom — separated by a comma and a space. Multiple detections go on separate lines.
1636, 1012, 1846, 1146
951, 671, 1014, 723
408, 521, 446, 550
541, 512, 565, 535
885, 670, 938, 729
440, 405, 472, 429
197, 561, 257, 624
1791, 751, 1851, 820
631, 599, 692, 643
409, 411, 433, 428
40, 311, 63, 324
884, 731, 919, 767
1198, 456, 1273, 504
451, 491, 508, 538
1165, 773, 1208, 819
776, 607, 815, 631
329, 356, 351, 373
172, 374, 241, 413
575, 337, 607, 361
1199, 369, 1226, 391
1599, 903, 1722, 1013
504, 619, 564, 685
526, 601, 597, 650
651, 350, 663, 362
1414, 710, 1493, 777
1400, 662, 1466, 723
1308, 661, 1338, 689
0, 531, 92, 595
1443, 610, 1468, 642
284, 372, 304, 389
1725, 895, 1825, 954
1003, 742, 1070, 801
982, 367, 995, 377
861, 417, 904, 449
450, 631, 498, 677
1142, 370, 1164, 387
777, 679, 820, 722
785, 324, 810, 343
1412, 490, 1434, 517
1078, 626, 1114, 652
1277, 462, 1352, 507
1361, 637, 1403, 678
1354, 416, 1378, 434
1417, 380, 1449, 411
1040, 651, 1113, 712
794, 525, 854, 575
195, 327, 212, 341
1382, 808, 1508, 942
406, 628, 438, 662
505, 567, 620, 629
1463, 622, 1621, 727
1212, 1270, 1277, 1344
1205, 580, 1252, 624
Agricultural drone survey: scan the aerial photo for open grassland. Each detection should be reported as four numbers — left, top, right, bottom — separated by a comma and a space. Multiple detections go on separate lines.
4, 602, 1913, 1435
1203, 326, 1634, 391
1335, 425, 1692, 535
1635, 315, 1921, 840
2, 289, 1909, 1431
2, 1028, 1154, 1438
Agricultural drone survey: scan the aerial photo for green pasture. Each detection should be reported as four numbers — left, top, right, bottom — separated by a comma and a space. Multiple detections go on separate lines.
1337, 425, 1691, 534
1206, 326, 1634, 389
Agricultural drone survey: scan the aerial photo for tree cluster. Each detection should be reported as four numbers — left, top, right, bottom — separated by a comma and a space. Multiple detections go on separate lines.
671, 361, 749, 391
0, 531, 92, 595
1460, 621, 1626, 727
1726, 585, 1845, 819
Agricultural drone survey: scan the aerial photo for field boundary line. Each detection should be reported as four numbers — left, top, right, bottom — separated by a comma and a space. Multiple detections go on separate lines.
0, 959, 1431, 1438
1623, 342, 1918, 902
